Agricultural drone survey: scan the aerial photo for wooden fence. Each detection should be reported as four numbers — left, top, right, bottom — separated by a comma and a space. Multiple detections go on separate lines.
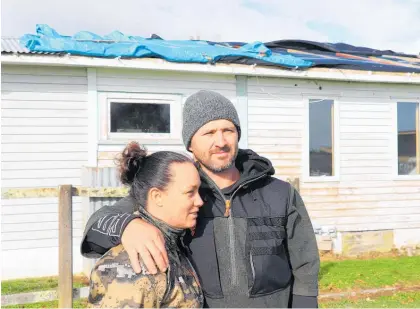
1, 171, 299, 308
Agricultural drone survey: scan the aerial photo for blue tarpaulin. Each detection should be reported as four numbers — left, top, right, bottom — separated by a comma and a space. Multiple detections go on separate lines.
20, 25, 313, 69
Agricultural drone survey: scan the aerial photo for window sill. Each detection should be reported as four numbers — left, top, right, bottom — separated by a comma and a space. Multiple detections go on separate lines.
99, 138, 183, 146
302, 176, 340, 183
393, 175, 420, 181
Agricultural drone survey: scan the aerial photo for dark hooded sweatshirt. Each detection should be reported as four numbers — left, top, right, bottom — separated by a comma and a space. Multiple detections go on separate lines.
81, 149, 320, 308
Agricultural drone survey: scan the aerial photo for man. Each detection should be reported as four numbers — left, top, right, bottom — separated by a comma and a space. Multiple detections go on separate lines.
81, 90, 320, 308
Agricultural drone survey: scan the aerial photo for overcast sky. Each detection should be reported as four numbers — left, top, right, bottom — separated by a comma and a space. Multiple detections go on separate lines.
1, 0, 419, 54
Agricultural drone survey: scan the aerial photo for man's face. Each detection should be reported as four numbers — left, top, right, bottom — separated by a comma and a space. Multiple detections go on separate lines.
189, 119, 239, 173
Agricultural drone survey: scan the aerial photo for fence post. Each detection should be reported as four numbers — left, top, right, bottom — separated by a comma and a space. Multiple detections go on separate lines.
59, 185, 73, 308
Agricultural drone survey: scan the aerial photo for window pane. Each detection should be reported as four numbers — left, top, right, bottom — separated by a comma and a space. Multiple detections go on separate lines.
397, 102, 418, 175
110, 103, 170, 133
309, 99, 334, 176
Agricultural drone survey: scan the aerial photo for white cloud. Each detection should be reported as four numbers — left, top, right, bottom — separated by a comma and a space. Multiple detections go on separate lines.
1, 0, 419, 54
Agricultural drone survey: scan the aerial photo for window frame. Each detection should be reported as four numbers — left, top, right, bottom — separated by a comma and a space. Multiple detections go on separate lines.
392, 100, 420, 179
98, 92, 182, 143
302, 96, 341, 182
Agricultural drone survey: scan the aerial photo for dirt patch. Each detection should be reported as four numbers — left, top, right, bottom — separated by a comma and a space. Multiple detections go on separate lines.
320, 285, 420, 301
319, 248, 420, 262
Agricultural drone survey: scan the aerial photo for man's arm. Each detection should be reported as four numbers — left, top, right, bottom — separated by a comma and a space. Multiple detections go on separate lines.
80, 196, 169, 274
80, 196, 138, 258
286, 185, 320, 308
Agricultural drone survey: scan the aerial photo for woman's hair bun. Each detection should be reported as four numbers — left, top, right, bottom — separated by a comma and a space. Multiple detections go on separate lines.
118, 141, 148, 185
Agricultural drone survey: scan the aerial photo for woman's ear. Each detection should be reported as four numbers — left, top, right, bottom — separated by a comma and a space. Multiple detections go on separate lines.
149, 187, 163, 207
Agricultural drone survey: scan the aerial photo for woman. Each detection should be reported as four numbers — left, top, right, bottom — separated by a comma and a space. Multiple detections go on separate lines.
88, 142, 204, 308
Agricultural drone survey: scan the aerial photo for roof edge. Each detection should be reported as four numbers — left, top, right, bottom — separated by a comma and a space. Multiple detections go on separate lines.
2, 53, 420, 84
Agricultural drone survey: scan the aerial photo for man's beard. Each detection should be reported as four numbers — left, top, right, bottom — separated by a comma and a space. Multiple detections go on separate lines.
197, 146, 239, 173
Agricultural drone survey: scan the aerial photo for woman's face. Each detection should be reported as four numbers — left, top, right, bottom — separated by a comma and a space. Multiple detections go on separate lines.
157, 162, 203, 229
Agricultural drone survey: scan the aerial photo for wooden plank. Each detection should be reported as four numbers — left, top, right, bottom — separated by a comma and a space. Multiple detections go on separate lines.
340, 146, 390, 154
1, 186, 129, 199
0, 287, 90, 306
340, 139, 389, 147
2, 65, 86, 76
248, 137, 301, 146
340, 118, 392, 126
340, 167, 392, 175
1, 143, 88, 153
248, 106, 304, 115
2, 212, 82, 224
1, 109, 87, 118
2, 169, 82, 180
309, 206, 420, 218
58, 185, 73, 308
340, 125, 391, 133
1, 100, 87, 110
305, 200, 420, 211
97, 67, 235, 82
2, 178, 82, 189
1, 118, 88, 127
96, 76, 235, 91
1, 74, 86, 85
2, 152, 87, 162
340, 103, 391, 112
1, 91, 88, 102
2, 229, 83, 241
1, 126, 88, 135
1, 160, 85, 170
1, 221, 83, 233
1, 83, 86, 93
248, 99, 304, 108
248, 129, 302, 138
1, 203, 82, 214
340, 111, 391, 119
248, 114, 303, 123
248, 122, 302, 130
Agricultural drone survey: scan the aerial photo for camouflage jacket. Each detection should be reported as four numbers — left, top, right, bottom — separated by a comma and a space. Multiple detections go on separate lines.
88, 208, 204, 308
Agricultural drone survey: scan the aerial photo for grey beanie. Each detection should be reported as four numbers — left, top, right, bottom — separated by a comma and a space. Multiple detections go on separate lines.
182, 90, 241, 149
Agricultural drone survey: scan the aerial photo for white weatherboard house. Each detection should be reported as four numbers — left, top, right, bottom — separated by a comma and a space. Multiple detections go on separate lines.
2, 36, 420, 279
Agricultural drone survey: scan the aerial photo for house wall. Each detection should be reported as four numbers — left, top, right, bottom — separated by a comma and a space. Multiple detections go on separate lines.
2, 63, 420, 279
247, 76, 420, 252
1, 65, 89, 279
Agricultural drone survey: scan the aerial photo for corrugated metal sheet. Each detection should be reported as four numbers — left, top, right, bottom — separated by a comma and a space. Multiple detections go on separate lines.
2, 37, 31, 53
82, 167, 123, 214
1, 37, 58, 54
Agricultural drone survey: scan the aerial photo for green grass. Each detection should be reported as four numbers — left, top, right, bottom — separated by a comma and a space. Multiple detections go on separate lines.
319, 255, 420, 292
320, 291, 420, 308
2, 298, 88, 308
1, 276, 88, 295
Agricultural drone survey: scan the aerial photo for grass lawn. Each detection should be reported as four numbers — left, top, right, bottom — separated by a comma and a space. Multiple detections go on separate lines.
319, 255, 420, 292
1, 275, 88, 295
2, 256, 420, 308
320, 290, 420, 308
2, 298, 88, 308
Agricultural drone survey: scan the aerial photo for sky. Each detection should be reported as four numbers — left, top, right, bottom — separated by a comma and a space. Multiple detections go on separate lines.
1, 0, 419, 54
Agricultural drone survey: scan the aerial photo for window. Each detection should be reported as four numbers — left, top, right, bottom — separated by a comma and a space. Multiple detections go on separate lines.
110, 102, 170, 134
99, 93, 182, 142
397, 102, 419, 175
308, 99, 335, 177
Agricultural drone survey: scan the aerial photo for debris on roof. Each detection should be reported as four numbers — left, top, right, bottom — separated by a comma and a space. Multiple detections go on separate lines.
18, 25, 312, 70
2, 24, 420, 73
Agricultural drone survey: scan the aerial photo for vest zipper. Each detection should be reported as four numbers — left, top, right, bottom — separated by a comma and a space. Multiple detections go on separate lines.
203, 173, 266, 290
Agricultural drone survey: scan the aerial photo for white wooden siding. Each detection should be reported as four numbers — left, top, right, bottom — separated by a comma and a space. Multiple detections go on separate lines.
95, 68, 237, 166
1, 65, 88, 279
247, 76, 420, 232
